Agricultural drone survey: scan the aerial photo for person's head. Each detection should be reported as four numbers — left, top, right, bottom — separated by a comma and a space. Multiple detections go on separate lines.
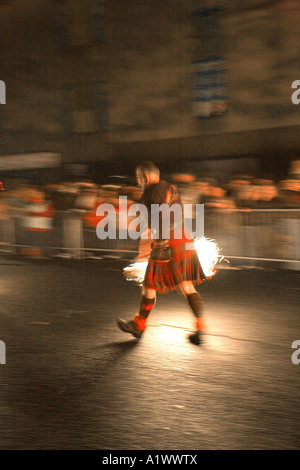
135, 161, 160, 190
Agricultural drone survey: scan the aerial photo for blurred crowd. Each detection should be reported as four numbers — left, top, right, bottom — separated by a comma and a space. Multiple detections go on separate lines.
173, 173, 300, 211
0, 159, 300, 260
1, 168, 300, 220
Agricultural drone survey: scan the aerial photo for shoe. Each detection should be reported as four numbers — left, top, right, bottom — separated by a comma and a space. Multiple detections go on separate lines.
188, 331, 202, 345
117, 318, 144, 339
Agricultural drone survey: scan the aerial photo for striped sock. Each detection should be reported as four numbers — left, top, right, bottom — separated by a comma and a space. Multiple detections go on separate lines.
133, 296, 156, 330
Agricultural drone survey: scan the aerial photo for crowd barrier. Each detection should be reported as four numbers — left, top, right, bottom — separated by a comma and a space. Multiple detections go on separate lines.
204, 208, 300, 270
0, 208, 300, 269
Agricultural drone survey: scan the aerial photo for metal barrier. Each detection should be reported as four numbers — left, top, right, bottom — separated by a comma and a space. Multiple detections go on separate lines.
62, 210, 84, 259
1, 208, 300, 269
82, 226, 139, 258
204, 208, 300, 269
0, 218, 16, 254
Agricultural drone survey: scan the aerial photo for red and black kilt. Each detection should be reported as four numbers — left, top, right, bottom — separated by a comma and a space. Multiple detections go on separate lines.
143, 238, 206, 293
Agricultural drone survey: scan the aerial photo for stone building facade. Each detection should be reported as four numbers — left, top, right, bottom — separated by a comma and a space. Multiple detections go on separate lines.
0, 0, 299, 176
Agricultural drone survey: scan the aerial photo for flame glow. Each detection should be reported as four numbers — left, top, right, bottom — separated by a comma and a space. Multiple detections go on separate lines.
123, 237, 223, 284
123, 261, 148, 285
194, 237, 223, 278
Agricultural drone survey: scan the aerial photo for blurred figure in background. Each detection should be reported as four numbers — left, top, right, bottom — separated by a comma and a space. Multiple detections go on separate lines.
278, 179, 300, 207
20, 187, 54, 259
0, 192, 12, 253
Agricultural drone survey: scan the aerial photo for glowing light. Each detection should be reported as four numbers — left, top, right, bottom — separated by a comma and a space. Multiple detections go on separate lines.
123, 237, 223, 284
123, 261, 148, 285
194, 237, 223, 278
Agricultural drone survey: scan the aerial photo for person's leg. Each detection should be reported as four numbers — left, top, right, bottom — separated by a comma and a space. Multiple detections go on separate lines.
133, 287, 156, 330
179, 281, 204, 345
117, 287, 156, 339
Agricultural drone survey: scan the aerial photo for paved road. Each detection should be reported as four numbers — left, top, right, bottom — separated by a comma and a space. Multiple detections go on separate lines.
0, 257, 299, 450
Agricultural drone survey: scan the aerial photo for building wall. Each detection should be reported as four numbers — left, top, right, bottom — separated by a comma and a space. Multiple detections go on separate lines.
0, 0, 299, 167
107, 0, 300, 141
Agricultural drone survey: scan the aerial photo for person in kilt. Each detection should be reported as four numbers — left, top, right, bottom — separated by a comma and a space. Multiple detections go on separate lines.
117, 161, 206, 345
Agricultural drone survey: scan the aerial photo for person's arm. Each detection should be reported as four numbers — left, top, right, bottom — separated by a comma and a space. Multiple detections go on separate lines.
137, 227, 151, 260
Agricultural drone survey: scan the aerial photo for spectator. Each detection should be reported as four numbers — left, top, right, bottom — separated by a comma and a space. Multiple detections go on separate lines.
20, 188, 54, 259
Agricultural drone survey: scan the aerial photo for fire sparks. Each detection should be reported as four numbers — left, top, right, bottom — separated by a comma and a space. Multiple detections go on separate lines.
194, 237, 223, 278
123, 237, 223, 285
123, 261, 148, 285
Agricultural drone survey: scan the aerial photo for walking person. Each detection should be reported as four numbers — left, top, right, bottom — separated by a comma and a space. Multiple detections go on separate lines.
117, 161, 208, 345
